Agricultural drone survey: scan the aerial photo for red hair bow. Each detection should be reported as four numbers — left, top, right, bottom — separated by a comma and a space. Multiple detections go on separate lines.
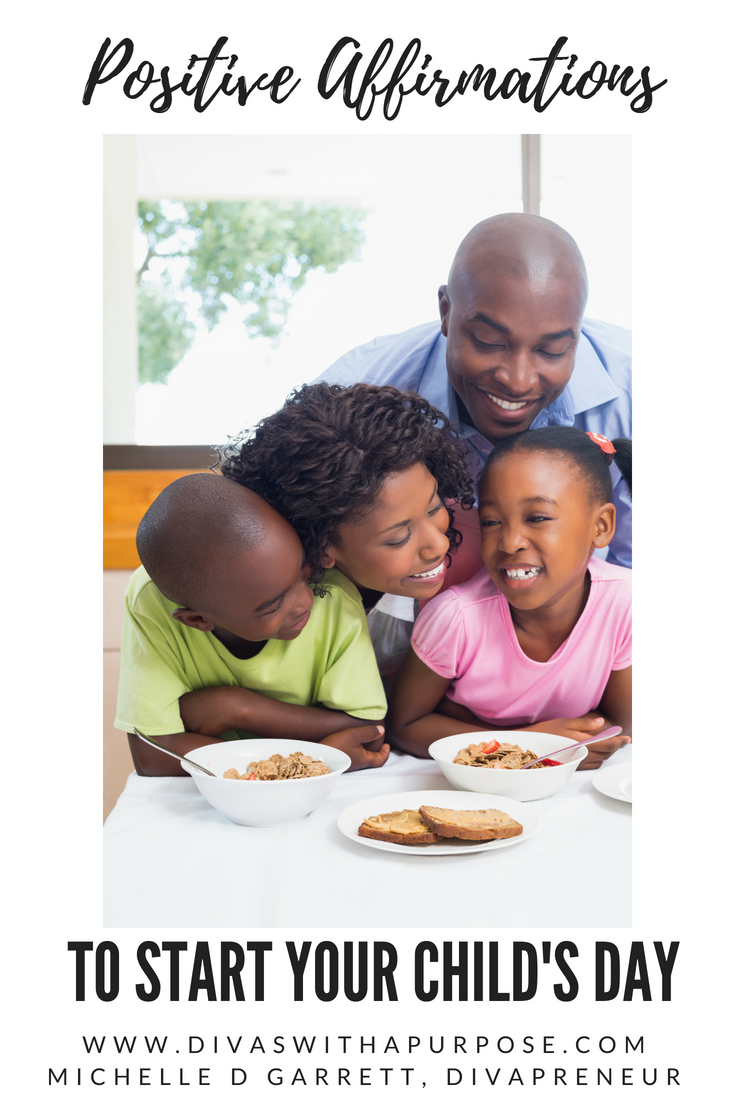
586, 431, 616, 454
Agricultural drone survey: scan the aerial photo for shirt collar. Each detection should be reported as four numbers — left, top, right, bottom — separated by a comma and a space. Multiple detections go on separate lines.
419, 330, 458, 422
531, 328, 622, 428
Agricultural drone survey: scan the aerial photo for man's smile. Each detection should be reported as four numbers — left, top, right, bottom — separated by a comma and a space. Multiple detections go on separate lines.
474, 384, 543, 420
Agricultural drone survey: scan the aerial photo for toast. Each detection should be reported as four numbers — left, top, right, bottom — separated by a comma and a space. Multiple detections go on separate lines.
358, 809, 440, 845
419, 805, 523, 841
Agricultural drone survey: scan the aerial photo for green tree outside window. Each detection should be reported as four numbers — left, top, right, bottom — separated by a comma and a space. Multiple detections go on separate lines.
137, 200, 366, 385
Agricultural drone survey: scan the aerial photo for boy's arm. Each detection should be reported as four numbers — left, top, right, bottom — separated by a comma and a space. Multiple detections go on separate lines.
116, 581, 221, 777
127, 731, 223, 778
179, 687, 389, 774
128, 721, 390, 777
179, 685, 384, 740
129, 700, 390, 780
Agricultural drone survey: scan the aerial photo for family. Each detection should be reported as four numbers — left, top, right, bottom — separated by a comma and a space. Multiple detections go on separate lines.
116, 212, 632, 777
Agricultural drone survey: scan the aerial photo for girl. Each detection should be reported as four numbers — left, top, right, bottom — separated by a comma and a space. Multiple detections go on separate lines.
219, 383, 475, 670
389, 427, 632, 770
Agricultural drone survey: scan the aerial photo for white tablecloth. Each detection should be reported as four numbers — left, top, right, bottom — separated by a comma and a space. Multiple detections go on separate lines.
104, 747, 631, 929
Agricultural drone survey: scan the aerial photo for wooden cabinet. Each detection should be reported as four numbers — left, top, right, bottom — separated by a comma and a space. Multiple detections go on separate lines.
103, 469, 205, 568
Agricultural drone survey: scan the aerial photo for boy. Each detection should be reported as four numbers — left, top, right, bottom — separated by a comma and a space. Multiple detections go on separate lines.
115, 473, 389, 776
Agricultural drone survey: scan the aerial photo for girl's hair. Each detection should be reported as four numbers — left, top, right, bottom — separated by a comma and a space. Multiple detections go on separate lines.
218, 383, 475, 589
482, 426, 632, 502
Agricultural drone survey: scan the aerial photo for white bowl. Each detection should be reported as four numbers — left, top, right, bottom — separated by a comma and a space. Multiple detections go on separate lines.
181, 739, 351, 826
428, 731, 587, 802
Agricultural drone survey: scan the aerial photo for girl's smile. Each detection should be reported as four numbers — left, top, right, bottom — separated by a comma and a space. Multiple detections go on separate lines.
498, 562, 543, 590
478, 451, 615, 616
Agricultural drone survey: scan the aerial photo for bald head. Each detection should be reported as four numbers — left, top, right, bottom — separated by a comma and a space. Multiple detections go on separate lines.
137, 473, 272, 610
439, 214, 590, 444
447, 214, 588, 312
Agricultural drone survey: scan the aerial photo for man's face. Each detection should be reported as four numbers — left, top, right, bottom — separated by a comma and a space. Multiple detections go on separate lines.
440, 271, 584, 444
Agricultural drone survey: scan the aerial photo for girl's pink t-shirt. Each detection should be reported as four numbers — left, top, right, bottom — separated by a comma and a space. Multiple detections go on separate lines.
411, 558, 631, 727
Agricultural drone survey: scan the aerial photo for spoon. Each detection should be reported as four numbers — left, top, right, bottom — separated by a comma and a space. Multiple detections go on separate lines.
132, 728, 217, 777
518, 726, 624, 769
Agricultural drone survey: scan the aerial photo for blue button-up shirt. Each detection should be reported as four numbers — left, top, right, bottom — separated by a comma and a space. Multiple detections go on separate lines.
315, 318, 632, 568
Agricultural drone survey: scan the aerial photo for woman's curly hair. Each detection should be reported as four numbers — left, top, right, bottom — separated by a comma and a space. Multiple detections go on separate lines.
218, 383, 476, 591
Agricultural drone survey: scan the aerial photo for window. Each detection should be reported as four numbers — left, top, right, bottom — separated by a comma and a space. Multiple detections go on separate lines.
103, 134, 630, 448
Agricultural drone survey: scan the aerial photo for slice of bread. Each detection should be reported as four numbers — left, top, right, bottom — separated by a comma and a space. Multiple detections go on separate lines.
419, 805, 523, 841
358, 809, 440, 845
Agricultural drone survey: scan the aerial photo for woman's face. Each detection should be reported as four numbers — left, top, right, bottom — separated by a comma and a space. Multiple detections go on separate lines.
324, 463, 451, 599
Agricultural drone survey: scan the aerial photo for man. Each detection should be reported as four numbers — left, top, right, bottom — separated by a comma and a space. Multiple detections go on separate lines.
315, 213, 631, 573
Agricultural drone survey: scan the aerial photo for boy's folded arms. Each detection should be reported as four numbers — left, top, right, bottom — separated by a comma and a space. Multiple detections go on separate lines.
178, 684, 381, 743
178, 686, 389, 770
128, 723, 388, 777
116, 475, 387, 778
320, 725, 390, 770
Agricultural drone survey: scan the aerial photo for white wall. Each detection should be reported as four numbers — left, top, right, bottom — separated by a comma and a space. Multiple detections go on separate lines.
541, 134, 631, 329
103, 136, 138, 443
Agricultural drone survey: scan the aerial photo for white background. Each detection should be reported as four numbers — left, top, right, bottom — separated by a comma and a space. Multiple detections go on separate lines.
4, 2, 730, 1097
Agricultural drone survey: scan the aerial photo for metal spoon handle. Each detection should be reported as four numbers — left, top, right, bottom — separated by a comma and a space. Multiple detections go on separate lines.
132, 728, 217, 777
520, 726, 624, 769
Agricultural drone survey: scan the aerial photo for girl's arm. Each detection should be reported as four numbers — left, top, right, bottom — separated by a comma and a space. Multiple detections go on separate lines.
577, 664, 631, 769
438, 669, 632, 771
524, 665, 632, 769
389, 650, 495, 757
598, 665, 632, 738
391, 646, 632, 766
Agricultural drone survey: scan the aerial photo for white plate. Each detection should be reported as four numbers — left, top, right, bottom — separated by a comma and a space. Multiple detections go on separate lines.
592, 763, 632, 804
338, 789, 540, 856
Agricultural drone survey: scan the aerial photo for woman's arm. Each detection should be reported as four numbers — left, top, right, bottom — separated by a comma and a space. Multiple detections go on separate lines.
389, 650, 494, 757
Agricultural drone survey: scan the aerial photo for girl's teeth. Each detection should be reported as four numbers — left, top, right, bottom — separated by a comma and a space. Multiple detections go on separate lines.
504, 568, 541, 578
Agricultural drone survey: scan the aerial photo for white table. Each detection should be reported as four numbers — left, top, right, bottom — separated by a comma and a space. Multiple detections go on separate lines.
104, 747, 631, 929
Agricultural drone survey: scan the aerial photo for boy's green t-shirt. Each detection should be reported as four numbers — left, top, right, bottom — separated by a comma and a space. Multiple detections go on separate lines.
114, 566, 387, 739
